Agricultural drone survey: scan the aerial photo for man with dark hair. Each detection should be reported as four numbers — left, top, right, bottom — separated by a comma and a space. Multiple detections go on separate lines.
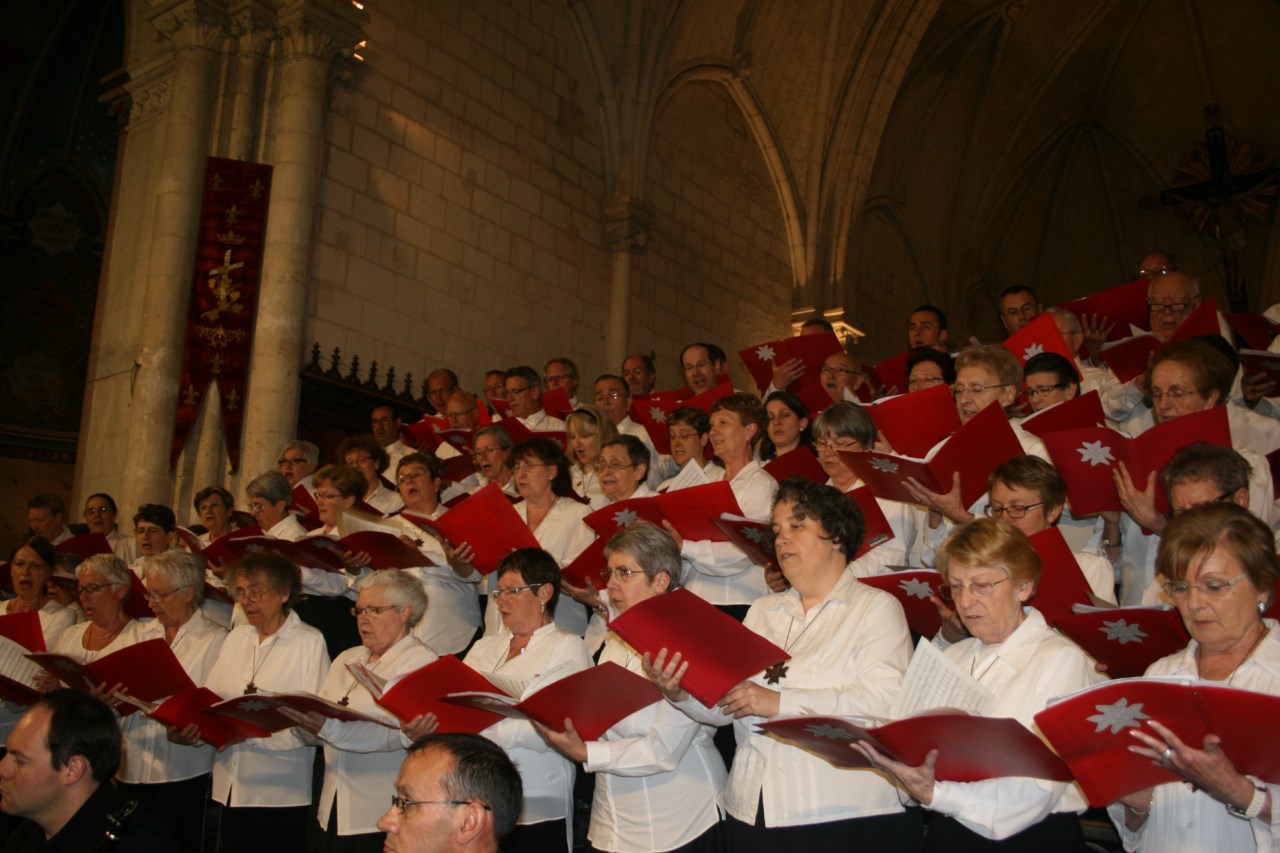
131, 504, 176, 564
799, 317, 835, 335
0, 691, 173, 850
503, 365, 565, 431
908, 305, 949, 350
377, 733, 521, 853
372, 404, 414, 471
679, 343, 727, 394
620, 353, 656, 396
426, 369, 461, 415
998, 285, 1042, 336
26, 494, 71, 544
543, 358, 580, 408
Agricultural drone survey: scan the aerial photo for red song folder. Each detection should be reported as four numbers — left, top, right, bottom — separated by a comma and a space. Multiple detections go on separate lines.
652, 480, 746, 542
1051, 606, 1189, 679
444, 661, 661, 741
1003, 312, 1078, 368
607, 588, 789, 706
738, 332, 844, 394
374, 655, 508, 734
0, 611, 45, 653
560, 537, 610, 589
866, 383, 960, 459
857, 570, 943, 638
205, 690, 393, 733
710, 515, 775, 570
28, 638, 197, 711
1059, 277, 1152, 342
428, 484, 541, 574
53, 533, 114, 560
847, 487, 894, 558
838, 403, 1023, 508
1026, 528, 1096, 624
763, 446, 827, 484
147, 687, 274, 747
1040, 406, 1231, 516
1017, 390, 1106, 439
757, 712, 1072, 782
1034, 677, 1280, 806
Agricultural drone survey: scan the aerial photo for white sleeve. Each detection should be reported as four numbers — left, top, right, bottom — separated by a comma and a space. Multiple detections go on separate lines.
583, 701, 704, 777
930, 776, 1070, 840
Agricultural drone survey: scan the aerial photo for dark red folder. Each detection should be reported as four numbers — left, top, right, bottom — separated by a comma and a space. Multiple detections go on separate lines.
148, 687, 274, 747
428, 484, 541, 574
1026, 528, 1096, 624
652, 480, 745, 542
857, 570, 942, 637
738, 332, 843, 393
607, 588, 788, 706
1017, 390, 1106, 439
1003, 312, 1078, 368
53, 533, 113, 560
1051, 606, 1190, 679
28, 638, 197, 711
764, 446, 827, 484
865, 383, 960, 458
0, 611, 45, 653
374, 655, 507, 734
1059, 277, 1151, 342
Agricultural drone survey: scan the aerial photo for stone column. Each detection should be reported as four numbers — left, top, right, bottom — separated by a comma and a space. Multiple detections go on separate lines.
238, 0, 364, 482
227, 1, 275, 161
120, 0, 226, 509
603, 199, 653, 370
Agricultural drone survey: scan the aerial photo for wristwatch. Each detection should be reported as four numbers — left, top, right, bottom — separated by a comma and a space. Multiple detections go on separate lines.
1227, 777, 1268, 820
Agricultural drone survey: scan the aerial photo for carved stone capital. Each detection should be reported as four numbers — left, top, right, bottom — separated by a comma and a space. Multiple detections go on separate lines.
604, 198, 654, 253
148, 0, 229, 51
276, 0, 367, 62
229, 0, 277, 55
121, 59, 175, 127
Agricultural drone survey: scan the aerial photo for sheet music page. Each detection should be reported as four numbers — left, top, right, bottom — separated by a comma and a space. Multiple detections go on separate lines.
336, 506, 404, 538
891, 637, 995, 719
0, 636, 44, 687
664, 459, 711, 493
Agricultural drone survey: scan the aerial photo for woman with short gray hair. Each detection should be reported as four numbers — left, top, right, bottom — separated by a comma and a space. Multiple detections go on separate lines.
279, 568, 438, 851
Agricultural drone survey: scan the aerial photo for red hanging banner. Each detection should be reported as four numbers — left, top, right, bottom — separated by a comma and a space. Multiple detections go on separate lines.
171, 156, 272, 472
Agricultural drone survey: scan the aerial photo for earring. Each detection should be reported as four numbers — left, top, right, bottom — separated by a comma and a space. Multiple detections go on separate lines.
1258, 601, 1268, 615
540, 602, 546, 613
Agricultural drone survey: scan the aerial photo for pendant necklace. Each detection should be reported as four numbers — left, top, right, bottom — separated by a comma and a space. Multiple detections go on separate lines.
764, 601, 833, 685
245, 634, 278, 695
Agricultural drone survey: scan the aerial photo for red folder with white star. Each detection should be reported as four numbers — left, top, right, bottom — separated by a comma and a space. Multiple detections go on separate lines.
758, 712, 1072, 782
1017, 390, 1106, 439
1039, 406, 1232, 516
856, 570, 942, 637
738, 332, 844, 394
865, 383, 961, 458
1051, 605, 1189, 679
1002, 312, 1078, 368
1035, 677, 1280, 805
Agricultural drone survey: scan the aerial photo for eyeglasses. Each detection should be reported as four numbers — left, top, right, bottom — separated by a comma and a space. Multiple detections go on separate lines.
313, 491, 343, 501
506, 385, 533, 395
1148, 299, 1197, 314
77, 582, 123, 596
907, 376, 946, 389
1150, 387, 1200, 402
135, 526, 167, 536
472, 447, 506, 459
952, 383, 1012, 397
248, 502, 272, 513
485, 382, 506, 393
819, 366, 862, 376
1161, 574, 1250, 599
389, 795, 490, 816
1139, 266, 1173, 277
984, 502, 1044, 519
397, 470, 429, 485
371, 416, 398, 425
352, 604, 401, 617
10, 559, 49, 571
668, 430, 701, 441
598, 461, 638, 474
278, 457, 309, 466
1169, 490, 1235, 517
684, 360, 713, 372
545, 374, 574, 384
815, 438, 861, 452
230, 585, 275, 603
1026, 383, 1067, 399
939, 577, 1010, 601
345, 455, 373, 466
601, 566, 646, 582
444, 410, 472, 419
427, 386, 458, 398
491, 583, 545, 599
511, 462, 548, 474
594, 392, 626, 402
142, 587, 188, 602
85, 506, 114, 515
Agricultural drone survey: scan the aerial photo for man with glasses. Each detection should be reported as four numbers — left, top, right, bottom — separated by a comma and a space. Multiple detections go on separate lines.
503, 365, 565, 432
620, 354, 656, 396
998, 285, 1043, 337
819, 351, 866, 403
378, 734, 521, 853
679, 343, 728, 394
543, 358, 580, 409
372, 404, 415, 472
593, 374, 663, 487
435, 390, 482, 465
482, 370, 507, 409
426, 369, 461, 416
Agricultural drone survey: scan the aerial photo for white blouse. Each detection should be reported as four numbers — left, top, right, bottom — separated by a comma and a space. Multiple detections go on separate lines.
929, 608, 1103, 839
206, 611, 329, 808
1107, 622, 1280, 852
389, 511, 482, 655
315, 634, 439, 835
675, 570, 912, 827
464, 623, 592, 845
119, 610, 228, 783
680, 460, 778, 606
584, 634, 725, 853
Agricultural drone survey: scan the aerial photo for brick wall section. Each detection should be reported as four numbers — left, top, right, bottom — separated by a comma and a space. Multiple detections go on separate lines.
308, 0, 611, 393
631, 81, 793, 391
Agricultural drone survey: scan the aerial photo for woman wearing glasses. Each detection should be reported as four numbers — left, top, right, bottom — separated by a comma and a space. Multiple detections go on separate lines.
537, 522, 725, 853
339, 434, 403, 515
812, 402, 918, 577
121, 551, 228, 851
467, 424, 517, 497
1108, 503, 1279, 851
857, 518, 1100, 851
435, 548, 592, 852
83, 492, 136, 562
389, 452, 481, 656
40, 554, 143, 686
203, 551, 329, 853
279, 570, 437, 853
